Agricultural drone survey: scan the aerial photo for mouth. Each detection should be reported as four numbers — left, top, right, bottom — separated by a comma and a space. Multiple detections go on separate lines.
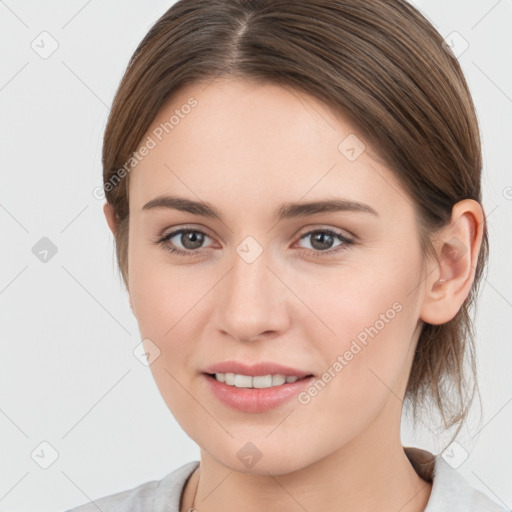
201, 372, 316, 413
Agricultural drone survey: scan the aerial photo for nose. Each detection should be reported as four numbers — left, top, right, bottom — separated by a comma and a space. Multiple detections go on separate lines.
214, 244, 291, 343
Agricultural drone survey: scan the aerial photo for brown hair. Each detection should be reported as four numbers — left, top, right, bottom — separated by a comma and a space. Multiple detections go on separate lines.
102, 0, 488, 445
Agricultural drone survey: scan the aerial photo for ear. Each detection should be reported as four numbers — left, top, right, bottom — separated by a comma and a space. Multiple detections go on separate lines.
420, 199, 485, 325
103, 201, 117, 236
103, 202, 133, 304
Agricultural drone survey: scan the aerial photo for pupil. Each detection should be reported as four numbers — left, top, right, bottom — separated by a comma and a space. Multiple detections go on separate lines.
183, 231, 204, 250
312, 232, 333, 250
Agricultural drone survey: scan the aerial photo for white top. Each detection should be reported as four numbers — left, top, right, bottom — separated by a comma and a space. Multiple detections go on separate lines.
64, 447, 510, 512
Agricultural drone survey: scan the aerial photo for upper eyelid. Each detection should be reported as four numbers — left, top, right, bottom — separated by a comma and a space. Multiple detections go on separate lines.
298, 227, 352, 239
160, 225, 215, 243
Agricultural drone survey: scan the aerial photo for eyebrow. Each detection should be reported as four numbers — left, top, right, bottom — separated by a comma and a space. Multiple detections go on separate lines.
141, 194, 378, 220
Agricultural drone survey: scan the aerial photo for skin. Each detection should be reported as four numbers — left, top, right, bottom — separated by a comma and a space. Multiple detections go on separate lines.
104, 77, 484, 512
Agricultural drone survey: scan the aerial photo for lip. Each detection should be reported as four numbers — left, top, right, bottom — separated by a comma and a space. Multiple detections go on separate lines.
202, 360, 313, 378
202, 373, 315, 413
201, 360, 315, 413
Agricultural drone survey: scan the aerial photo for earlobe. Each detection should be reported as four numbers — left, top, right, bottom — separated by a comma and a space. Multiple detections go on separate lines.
420, 199, 484, 325
103, 202, 117, 236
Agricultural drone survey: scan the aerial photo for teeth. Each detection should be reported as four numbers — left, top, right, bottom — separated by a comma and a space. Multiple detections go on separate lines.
234, 374, 252, 388
213, 373, 302, 388
253, 375, 272, 388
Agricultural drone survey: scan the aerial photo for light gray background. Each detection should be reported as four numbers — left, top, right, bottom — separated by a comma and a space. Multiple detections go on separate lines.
1, 1, 511, 511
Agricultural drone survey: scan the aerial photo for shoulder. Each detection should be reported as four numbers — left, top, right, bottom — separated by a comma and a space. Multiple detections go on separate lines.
63, 460, 199, 512
405, 446, 510, 512
430, 456, 510, 512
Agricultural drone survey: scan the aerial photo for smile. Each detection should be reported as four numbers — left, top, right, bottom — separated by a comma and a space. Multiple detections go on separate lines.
202, 373, 315, 413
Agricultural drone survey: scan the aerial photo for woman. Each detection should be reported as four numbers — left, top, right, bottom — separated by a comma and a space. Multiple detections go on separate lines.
66, 0, 509, 510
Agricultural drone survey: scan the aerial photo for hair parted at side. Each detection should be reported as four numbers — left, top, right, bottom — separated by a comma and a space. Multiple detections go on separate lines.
102, 0, 488, 444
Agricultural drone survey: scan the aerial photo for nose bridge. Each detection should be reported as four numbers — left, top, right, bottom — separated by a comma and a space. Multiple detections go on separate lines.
216, 236, 288, 340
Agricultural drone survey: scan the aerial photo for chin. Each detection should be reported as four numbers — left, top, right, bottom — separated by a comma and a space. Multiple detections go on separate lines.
202, 440, 316, 476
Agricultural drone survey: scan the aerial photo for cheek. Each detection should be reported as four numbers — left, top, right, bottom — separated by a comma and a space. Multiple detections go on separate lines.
288, 278, 417, 452
128, 239, 207, 337
294, 251, 421, 395
128, 251, 206, 420
128, 244, 222, 401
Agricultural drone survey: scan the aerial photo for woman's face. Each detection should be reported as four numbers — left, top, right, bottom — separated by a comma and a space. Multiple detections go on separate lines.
125, 77, 429, 474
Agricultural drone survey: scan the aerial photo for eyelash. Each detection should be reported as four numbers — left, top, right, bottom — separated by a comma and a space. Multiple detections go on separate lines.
155, 227, 355, 258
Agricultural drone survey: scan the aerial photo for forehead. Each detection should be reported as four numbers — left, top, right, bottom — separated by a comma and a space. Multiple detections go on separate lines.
128, 77, 413, 222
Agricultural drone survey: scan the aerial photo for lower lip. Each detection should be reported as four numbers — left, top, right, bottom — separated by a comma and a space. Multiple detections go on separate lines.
202, 373, 315, 413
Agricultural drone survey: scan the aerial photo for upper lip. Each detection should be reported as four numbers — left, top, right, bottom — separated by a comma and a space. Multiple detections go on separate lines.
203, 360, 313, 378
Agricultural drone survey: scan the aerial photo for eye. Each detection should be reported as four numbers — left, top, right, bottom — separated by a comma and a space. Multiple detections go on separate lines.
294, 228, 354, 257
157, 228, 215, 257
155, 227, 354, 258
